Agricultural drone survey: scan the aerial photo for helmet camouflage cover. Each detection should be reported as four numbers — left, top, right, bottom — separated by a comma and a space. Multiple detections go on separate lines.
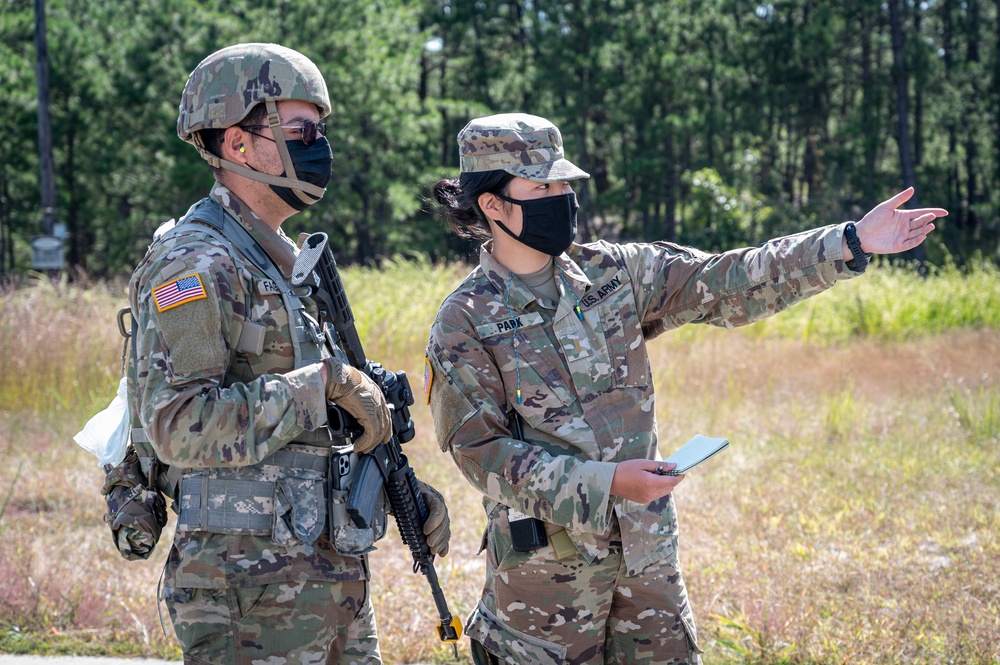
176, 43, 332, 208
177, 42, 331, 144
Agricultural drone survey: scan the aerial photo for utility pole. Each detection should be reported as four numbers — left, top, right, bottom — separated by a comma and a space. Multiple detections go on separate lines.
32, 0, 65, 273
35, 0, 56, 237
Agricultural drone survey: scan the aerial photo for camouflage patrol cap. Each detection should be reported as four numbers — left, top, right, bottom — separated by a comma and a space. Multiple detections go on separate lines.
177, 43, 331, 143
458, 113, 590, 182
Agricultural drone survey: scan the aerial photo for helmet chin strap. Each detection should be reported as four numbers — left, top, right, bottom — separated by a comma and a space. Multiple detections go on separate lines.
192, 98, 325, 206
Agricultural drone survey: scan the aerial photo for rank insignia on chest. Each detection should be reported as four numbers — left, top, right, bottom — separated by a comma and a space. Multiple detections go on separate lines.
152, 273, 208, 312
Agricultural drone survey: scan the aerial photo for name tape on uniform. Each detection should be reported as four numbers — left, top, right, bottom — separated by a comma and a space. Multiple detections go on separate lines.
256, 279, 282, 296
476, 311, 545, 338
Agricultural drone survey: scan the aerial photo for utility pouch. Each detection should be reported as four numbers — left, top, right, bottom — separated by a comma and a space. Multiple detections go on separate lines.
328, 447, 387, 556
101, 445, 167, 561
271, 474, 327, 548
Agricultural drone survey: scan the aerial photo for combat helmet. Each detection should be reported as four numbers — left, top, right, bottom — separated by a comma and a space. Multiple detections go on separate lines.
177, 43, 332, 208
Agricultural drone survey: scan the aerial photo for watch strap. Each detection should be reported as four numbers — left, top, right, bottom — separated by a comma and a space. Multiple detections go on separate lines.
844, 222, 872, 272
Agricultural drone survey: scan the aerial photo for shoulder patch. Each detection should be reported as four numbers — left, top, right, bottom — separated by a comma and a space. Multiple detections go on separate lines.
153, 274, 208, 312
423, 355, 434, 405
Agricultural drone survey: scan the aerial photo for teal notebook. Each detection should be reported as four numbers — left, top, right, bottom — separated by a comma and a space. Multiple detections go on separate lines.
662, 435, 730, 475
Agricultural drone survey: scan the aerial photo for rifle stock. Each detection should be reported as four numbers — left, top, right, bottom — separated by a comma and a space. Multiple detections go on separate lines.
291, 232, 462, 644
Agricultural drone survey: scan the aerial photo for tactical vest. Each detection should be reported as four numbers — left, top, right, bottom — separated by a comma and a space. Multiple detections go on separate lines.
124, 198, 384, 558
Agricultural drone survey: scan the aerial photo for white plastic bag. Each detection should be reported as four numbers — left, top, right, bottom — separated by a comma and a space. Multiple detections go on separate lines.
74, 377, 131, 468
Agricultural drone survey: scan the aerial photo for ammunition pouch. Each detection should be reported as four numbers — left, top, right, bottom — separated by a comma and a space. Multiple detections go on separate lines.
175, 443, 387, 557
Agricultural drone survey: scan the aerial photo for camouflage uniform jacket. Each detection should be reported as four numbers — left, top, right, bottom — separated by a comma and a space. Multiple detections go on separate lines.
426, 225, 862, 575
129, 183, 365, 589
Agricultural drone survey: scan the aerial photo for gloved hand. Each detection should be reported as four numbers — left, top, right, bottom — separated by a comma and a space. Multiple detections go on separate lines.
419, 480, 451, 557
100, 448, 167, 561
324, 357, 392, 454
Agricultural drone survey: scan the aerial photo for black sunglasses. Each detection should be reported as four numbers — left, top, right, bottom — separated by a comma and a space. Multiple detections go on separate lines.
240, 119, 327, 146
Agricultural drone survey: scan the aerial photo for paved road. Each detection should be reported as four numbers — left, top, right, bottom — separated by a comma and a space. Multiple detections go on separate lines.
0, 658, 434, 665
0, 659, 174, 665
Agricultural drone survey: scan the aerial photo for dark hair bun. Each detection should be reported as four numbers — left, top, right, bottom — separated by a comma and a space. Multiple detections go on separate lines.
431, 170, 514, 241
432, 179, 462, 208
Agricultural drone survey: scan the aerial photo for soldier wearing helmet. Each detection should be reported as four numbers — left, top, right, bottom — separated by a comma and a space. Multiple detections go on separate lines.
176, 42, 335, 217
122, 44, 450, 664
424, 112, 946, 664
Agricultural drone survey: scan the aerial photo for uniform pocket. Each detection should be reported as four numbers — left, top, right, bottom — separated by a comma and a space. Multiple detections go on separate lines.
492, 334, 576, 429
161, 587, 229, 658
465, 600, 568, 665
272, 476, 326, 547
616, 495, 680, 576
327, 487, 377, 557
487, 506, 536, 572
598, 297, 650, 388
244, 288, 296, 376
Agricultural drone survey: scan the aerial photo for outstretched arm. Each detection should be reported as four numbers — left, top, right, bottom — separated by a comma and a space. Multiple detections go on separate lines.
849, 187, 947, 258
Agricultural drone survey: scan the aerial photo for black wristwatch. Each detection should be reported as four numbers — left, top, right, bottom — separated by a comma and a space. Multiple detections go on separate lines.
844, 222, 872, 272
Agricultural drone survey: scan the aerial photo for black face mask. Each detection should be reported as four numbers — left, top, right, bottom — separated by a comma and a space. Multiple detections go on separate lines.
492, 191, 579, 256
270, 137, 334, 211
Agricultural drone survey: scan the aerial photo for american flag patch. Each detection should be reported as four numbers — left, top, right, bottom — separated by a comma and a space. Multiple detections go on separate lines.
153, 274, 208, 312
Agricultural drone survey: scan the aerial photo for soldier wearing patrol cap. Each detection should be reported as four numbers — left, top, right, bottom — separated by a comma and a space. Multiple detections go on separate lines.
425, 112, 946, 664
125, 43, 450, 664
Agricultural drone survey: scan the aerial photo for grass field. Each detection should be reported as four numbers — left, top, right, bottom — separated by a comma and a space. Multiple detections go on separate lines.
0, 259, 998, 664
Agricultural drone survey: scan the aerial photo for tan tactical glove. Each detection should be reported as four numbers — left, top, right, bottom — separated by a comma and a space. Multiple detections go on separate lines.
419, 480, 451, 557
324, 357, 392, 454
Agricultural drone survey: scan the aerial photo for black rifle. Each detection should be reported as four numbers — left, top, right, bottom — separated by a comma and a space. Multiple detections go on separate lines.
291, 232, 462, 646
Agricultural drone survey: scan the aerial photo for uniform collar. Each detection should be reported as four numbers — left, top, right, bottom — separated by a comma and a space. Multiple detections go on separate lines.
210, 182, 298, 277
556, 247, 594, 298
480, 241, 594, 314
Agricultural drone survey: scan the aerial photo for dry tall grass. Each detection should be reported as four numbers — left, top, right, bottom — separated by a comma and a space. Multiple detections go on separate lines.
0, 264, 997, 664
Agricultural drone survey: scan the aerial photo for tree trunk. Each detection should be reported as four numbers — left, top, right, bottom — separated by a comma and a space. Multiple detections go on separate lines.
438, 31, 450, 168
0, 170, 10, 280
995, 0, 1000, 191
964, 0, 982, 238
913, 2, 924, 166
663, 119, 677, 242
65, 120, 80, 267
995, 0, 1000, 197
860, 7, 877, 203
705, 37, 716, 169
943, 0, 962, 224
34, 0, 57, 237
887, 0, 925, 265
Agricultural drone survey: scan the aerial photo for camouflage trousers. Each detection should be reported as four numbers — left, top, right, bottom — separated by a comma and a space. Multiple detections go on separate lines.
164, 579, 380, 665
466, 519, 701, 665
